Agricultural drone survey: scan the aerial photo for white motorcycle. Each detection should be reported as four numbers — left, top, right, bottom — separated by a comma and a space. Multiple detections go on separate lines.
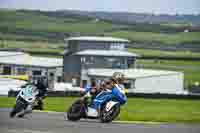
10, 84, 39, 118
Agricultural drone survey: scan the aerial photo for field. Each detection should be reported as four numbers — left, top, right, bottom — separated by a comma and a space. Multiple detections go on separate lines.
0, 9, 121, 43
0, 10, 117, 33
106, 31, 200, 44
0, 40, 64, 55
0, 96, 200, 123
1, 9, 200, 45
129, 48, 200, 58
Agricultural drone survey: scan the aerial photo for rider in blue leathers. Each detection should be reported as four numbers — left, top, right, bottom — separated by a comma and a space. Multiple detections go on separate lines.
111, 72, 127, 105
82, 78, 101, 101
88, 72, 127, 110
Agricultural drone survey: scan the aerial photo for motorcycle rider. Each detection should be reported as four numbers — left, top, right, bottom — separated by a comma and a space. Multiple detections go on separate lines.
112, 72, 126, 95
106, 74, 127, 105
21, 77, 47, 110
17, 77, 47, 117
92, 72, 127, 111
81, 78, 101, 102
33, 77, 48, 110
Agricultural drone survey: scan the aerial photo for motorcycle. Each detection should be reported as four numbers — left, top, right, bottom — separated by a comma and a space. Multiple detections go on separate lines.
10, 84, 39, 118
66, 90, 121, 123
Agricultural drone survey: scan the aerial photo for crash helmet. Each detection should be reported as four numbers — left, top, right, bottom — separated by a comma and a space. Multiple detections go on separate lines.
112, 72, 125, 84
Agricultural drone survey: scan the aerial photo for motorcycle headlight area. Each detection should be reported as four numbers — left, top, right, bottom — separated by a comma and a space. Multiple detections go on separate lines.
28, 98, 33, 101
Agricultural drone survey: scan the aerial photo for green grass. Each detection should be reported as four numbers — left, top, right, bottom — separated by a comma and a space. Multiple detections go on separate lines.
160, 22, 192, 28
0, 10, 117, 34
137, 59, 200, 88
106, 31, 200, 44
0, 40, 64, 55
0, 40, 63, 48
1, 9, 200, 46
1, 96, 200, 123
2, 40, 200, 59
129, 48, 200, 58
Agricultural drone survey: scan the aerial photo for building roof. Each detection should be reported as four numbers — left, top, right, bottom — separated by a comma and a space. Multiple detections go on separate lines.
87, 68, 182, 79
65, 36, 130, 42
0, 51, 63, 68
74, 49, 139, 57
0, 51, 26, 57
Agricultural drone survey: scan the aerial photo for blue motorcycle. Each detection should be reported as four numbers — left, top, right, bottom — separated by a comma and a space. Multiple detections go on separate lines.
67, 90, 124, 123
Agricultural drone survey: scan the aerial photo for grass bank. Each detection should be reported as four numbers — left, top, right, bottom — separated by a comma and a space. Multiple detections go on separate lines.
107, 31, 200, 45
129, 48, 200, 59
1, 96, 200, 123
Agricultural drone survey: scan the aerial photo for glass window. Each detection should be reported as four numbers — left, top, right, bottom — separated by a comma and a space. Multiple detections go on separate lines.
81, 56, 128, 69
124, 82, 131, 89
104, 57, 123, 69
17, 67, 27, 75
110, 43, 126, 50
3, 66, 11, 75
57, 76, 62, 83
32, 70, 41, 76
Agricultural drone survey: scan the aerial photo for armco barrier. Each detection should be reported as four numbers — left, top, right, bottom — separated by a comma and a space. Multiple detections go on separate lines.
8, 90, 81, 97
8, 90, 200, 100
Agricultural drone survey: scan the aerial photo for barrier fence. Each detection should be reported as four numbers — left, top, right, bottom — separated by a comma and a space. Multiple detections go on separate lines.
8, 90, 200, 100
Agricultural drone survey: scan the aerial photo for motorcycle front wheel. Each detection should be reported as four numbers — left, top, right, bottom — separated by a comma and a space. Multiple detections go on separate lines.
10, 98, 27, 118
100, 104, 120, 123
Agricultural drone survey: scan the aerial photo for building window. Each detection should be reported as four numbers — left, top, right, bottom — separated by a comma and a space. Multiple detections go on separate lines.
81, 57, 86, 63
32, 70, 42, 76
104, 57, 122, 69
110, 43, 125, 50
57, 76, 62, 83
131, 79, 136, 89
17, 67, 27, 75
82, 80, 87, 88
72, 78, 77, 87
124, 82, 131, 89
123, 80, 136, 89
0, 65, 3, 74
3, 66, 11, 75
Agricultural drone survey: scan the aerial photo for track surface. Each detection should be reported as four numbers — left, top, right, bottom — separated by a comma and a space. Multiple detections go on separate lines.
0, 108, 200, 133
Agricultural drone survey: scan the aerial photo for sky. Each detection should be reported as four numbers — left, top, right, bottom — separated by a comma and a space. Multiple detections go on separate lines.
1, 0, 200, 15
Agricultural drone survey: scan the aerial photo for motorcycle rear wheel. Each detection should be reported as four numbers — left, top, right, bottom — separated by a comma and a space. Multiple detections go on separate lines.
67, 102, 84, 121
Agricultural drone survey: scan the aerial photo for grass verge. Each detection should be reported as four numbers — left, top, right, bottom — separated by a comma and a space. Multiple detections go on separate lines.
129, 48, 200, 59
1, 96, 200, 123
106, 31, 200, 45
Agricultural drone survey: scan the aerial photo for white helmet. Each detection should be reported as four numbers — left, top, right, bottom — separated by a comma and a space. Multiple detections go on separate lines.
112, 72, 125, 83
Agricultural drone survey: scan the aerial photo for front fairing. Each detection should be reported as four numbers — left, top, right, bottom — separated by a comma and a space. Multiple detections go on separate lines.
17, 85, 39, 103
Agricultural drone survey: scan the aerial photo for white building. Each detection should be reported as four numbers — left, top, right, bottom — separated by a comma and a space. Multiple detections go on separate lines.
87, 68, 184, 94
0, 50, 63, 90
0, 77, 26, 95
63, 36, 185, 94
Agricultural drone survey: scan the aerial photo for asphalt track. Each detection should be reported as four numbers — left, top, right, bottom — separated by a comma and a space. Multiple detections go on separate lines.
0, 108, 200, 133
